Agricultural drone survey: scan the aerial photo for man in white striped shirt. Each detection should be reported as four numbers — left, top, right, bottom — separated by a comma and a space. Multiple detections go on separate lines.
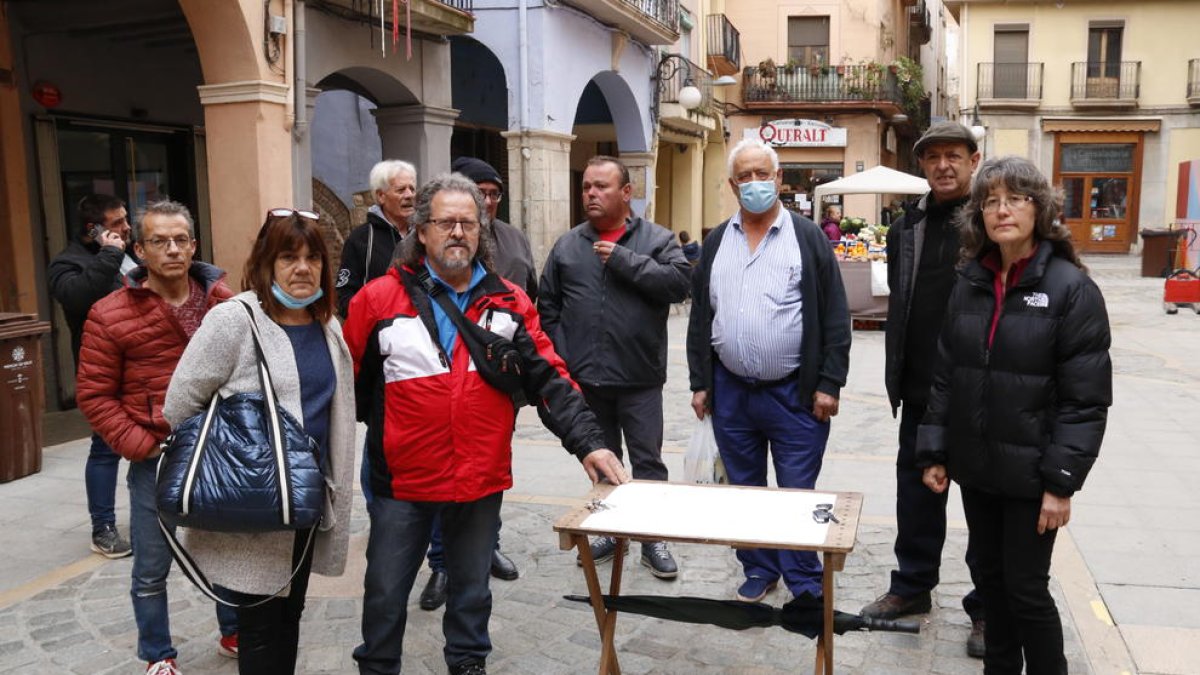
686, 138, 851, 604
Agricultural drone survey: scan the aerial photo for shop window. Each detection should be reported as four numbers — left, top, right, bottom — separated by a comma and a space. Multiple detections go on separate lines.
781, 162, 841, 218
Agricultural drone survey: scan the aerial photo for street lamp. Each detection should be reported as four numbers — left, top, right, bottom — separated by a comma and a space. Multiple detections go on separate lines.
678, 82, 703, 110
970, 103, 986, 144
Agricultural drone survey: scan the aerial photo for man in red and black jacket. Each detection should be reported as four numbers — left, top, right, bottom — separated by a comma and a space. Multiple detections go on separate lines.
345, 173, 627, 675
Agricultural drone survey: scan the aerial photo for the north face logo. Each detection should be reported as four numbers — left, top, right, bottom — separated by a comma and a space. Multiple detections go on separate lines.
1024, 292, 1049, 308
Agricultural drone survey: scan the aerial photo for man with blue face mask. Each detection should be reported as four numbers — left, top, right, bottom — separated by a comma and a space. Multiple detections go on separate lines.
685, 138, 851, 604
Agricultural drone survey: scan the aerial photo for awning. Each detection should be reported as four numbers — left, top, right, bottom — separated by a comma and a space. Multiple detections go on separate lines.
1042, 118, 1161, 133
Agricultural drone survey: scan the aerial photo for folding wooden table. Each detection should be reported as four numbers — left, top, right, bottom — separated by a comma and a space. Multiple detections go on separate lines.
554, 481, 862, 675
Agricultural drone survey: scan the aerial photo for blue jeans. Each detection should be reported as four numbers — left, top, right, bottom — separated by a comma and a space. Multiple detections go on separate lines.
354, 492, 502, 674
712, 362, 830, 597
128, 457, 237, 662
86, 433, 121, 532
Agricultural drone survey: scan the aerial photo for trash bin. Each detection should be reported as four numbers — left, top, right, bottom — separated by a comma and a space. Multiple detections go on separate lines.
1140, 228, 1187, 278
0, 313, 51, 483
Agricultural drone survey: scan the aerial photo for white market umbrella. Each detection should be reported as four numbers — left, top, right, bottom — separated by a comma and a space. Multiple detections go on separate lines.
813, 165, 930, 203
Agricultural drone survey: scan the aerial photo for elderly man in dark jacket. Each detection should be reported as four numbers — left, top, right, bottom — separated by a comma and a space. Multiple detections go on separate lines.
539, 155, 691, 579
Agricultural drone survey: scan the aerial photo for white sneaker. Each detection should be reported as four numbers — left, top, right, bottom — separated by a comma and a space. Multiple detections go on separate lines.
146, 658, 181, 675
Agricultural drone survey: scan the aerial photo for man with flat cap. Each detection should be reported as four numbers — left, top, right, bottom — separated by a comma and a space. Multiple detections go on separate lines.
414, 156, 536, 613
862, 121, 987, 658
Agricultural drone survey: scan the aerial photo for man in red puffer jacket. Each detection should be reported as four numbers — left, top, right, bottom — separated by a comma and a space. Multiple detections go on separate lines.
76, 201, 237, 675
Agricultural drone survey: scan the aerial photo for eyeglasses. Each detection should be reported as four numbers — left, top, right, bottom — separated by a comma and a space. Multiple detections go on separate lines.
981, 195, 1035, 214
480, 189, 503, 202
812, 503, 841, 524
429, 218, 481, 234
267, 208, 319, 220
143, 236, 194, 251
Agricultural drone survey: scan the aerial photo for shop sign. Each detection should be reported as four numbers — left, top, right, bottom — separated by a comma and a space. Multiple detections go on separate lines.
748, 119, 847, 148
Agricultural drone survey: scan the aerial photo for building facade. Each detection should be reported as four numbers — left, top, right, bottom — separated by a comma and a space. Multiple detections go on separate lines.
0, 0, 472, 408
718, 0, 943, 224
949, 0, 1200, 253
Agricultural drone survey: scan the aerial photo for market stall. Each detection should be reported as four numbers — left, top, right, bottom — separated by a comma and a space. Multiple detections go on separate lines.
814, 166, 930, 319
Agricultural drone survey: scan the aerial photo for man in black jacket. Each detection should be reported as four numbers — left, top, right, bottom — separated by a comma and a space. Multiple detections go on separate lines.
864, 121, 986, 658
47, 193, 136, 559
335, 159, 417, 316
686, 139, 850, 603
540, 155, 691, 579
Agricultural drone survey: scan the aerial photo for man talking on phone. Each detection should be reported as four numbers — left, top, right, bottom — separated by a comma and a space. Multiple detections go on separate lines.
48, 193, 139, 559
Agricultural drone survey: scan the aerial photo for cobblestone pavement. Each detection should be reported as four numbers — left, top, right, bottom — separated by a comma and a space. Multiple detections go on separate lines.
9, 254, 1181, 674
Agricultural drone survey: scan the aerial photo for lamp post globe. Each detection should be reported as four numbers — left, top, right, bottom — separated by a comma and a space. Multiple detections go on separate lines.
678, 84, 702, 110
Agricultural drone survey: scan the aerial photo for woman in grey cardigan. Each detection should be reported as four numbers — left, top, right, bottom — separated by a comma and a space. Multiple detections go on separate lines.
165, 210, 354, 674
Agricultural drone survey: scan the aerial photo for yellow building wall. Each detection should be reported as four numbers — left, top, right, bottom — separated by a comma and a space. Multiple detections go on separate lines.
994, 129, 1030, 158
726, 0, 902, 69
960, 0, 1199, 108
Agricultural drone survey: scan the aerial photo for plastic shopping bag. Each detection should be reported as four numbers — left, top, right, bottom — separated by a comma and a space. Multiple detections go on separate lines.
684, 416, 725, 484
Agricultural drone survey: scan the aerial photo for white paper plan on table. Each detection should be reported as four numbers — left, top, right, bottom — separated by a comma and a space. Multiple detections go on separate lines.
580, 482, 838, 547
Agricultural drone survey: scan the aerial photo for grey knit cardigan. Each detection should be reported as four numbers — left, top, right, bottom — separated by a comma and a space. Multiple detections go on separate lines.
164, 291, 355, 596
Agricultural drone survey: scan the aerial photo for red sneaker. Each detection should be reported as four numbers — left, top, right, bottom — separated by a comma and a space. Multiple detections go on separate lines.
218, 633, 238, 658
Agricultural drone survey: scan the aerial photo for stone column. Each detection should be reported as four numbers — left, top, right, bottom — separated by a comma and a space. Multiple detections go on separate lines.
619, 151, 656, 220
502, 129, 576, 269
373, 104, 459, 182
196, 80, 295, 287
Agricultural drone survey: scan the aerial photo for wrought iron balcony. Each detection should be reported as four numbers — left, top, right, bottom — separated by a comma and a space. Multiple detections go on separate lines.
976, 62, 1043, 105
655, 54, 717, 134
309, 0, 473, 36
1070, 61, 1140, 107
706, 14, 741, 76
742, 63, 905, 113
1189, 59, 1200, 106
908, 0, 931, 46
558, 0, 680, 45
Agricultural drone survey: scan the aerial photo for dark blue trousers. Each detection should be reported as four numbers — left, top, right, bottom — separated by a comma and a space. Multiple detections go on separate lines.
893, 401, 984, 619
711, 362, 829, 597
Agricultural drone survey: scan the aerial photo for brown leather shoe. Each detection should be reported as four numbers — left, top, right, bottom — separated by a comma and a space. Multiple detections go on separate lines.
967, 619, 985, 658
859, 591, 932, 619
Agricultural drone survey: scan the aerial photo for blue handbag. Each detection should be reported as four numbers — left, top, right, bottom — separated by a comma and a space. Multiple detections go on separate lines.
157, 300, 327, 533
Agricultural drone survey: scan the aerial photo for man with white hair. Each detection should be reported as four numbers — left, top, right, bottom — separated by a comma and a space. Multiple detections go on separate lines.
336, 159, 417, 316
685, 138, 851, 604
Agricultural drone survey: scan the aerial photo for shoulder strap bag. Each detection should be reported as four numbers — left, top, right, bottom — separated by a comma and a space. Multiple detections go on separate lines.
407, 267, 526, 396
155, 299, 328, 606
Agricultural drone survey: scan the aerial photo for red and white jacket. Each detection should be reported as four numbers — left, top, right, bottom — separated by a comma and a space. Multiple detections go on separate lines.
343, 263, 605, 503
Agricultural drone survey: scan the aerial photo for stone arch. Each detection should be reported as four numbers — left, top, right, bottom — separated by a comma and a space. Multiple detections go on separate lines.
588, 71, 648, 154
317, 66, 419, 108
178, 0, 266, 83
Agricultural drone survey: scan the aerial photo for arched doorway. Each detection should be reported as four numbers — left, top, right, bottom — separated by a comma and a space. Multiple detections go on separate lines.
449, 36, 510, 222
569, 71, 649, 223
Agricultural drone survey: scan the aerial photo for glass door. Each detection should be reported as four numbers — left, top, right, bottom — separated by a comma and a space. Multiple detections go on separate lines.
1055, 133, 1142, 253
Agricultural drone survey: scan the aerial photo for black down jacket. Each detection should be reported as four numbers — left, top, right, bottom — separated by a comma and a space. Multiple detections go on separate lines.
915, 241, 1112, 500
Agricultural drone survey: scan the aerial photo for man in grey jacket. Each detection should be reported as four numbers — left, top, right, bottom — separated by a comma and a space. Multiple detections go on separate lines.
539, 155, 692, 579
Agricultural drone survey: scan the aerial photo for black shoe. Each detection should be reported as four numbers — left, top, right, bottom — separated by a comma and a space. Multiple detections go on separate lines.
859, 591, 932, 619
419, 570, 448, 611
490, 549, 519, 581
967, 619, 985, 658
449, 660, 486, 675
640, 542, 678, 580
576, 536, 627, 566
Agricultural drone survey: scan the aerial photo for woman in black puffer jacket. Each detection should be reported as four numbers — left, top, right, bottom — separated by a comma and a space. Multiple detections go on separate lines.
915, 156, 1111, 675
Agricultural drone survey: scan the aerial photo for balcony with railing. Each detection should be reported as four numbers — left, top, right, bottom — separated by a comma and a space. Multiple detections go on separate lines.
655, 54, 717, 134
741, 63, 906, 116
1189, 59, 1200, 106
1070, 61, 1140, 108
559, 0, 680, 45
908, 0, 931, 46
706, 14, 741, 76
309, 0, 473, 36
977, 62, 1043, 108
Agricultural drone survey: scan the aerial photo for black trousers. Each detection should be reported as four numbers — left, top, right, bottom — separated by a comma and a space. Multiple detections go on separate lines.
581, 385, 668, 482
961, 487, 1066, 675
892, 401, 984, 619
228, 530, 315, 675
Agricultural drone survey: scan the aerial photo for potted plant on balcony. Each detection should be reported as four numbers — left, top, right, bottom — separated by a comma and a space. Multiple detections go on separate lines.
891, 56, 926, 118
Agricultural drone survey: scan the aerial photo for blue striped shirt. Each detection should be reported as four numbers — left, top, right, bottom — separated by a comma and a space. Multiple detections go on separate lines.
710, 208, 804, 381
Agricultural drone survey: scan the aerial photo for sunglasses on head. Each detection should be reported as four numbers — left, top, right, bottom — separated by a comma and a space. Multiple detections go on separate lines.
267, 208, 319, 220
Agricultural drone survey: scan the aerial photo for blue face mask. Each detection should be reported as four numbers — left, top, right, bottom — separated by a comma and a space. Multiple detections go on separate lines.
738, 180, 778, 214
271, 282, 324, 310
